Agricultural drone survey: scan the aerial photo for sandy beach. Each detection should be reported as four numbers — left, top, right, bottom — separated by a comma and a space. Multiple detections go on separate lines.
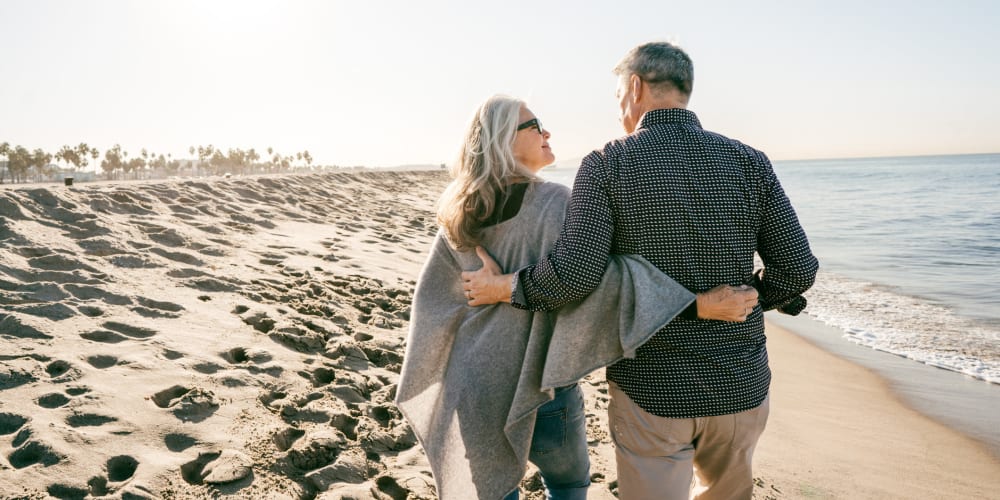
2, 170, 998, 499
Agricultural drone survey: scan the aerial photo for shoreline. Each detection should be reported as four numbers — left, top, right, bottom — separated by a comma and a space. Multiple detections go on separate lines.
757, 318, 1000, 499
766, 312, 1000, 458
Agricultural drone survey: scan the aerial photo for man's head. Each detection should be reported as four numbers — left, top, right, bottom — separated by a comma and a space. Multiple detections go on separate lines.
613, 42, 694, 133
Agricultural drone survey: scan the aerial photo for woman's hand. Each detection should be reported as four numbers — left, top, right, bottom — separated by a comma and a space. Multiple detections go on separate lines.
696, 284, 759, 322
460, 247, 513, 306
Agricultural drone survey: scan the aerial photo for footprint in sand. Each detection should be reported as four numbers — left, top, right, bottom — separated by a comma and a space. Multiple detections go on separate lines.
45, 483, 88, 499
136, 297, 185, 313
136, 224, 188, 248
76, 455, 140, 497
272, 427, 306, 452
26, 253, 99, 274
131, 306, 180, 319
187, 276, 241, 293
76, 305, 105, 317
308, 367, 336, 387
10, 246, 52, 258
359, 345, 404, 371
257, 388, 288, 412
164, 433, 197, 452
151, 385, 192, 408
148, 247, 205, 266
220, 347, 273, 365
102, 321, 158, 339
374, 475, 410, 500
366, 404, 401, 428
329, 413, 360, 441
8, 440, 62, 468
0, 412, 29, 436
66, 413, 117, 428
354, 409, 418, 455
281, 431, 346, 472
46, 360, 81, 382
85, 477, 109, 497
240, 312, 276, 333
62, 284, 132, 306
181, 450, 253, 486
86, 355, 118, 369
80, 330, 129, 344
36, 393, 71, 409
151, 385, 220, 422
65, 386, 91, 396
106, 455, 139, 482
304, 448, 371, 491
0, 314, 53, 339
11, 426, 31, 448
257, 252, 287, 266
14, 303, 77, 321
8, 281, 68, 302
192, 362, 223, 374
76, 237, 129, 257
162, 349, 184, 360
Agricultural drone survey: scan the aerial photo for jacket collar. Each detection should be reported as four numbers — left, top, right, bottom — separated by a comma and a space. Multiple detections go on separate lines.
637, 108, 702, 130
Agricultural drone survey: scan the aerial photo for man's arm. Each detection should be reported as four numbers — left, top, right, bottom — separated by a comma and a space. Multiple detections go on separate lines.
462, 247, 760, 322
461, 153, 615, 312
754, 154, 819, 312
460, 152, 761, 321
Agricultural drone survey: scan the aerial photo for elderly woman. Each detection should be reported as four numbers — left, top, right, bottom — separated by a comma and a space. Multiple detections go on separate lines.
395, 95, 752, 500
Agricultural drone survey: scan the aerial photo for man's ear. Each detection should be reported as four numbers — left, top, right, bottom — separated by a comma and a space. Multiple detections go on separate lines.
630, 74, 643, 103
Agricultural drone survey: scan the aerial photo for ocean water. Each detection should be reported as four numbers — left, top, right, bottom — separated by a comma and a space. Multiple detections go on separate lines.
540, 153, 1000, 384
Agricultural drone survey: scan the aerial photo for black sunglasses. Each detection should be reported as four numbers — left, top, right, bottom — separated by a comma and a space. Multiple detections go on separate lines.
516, 117, 544, 134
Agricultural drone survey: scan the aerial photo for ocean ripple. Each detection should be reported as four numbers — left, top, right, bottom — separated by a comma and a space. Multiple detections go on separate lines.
802, 270, 1000, 384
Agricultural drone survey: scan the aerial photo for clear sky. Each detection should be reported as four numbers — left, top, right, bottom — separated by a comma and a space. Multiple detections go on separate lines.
1, 0, 998, 168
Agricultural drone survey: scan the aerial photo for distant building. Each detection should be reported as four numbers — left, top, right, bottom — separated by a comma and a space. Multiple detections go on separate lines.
51, 165, 97, 182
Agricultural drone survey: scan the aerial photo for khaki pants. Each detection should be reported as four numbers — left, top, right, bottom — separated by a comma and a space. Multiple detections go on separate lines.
608, 382, 769, 500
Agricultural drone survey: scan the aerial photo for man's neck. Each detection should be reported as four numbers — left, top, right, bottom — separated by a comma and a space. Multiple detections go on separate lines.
645, 99, 687, 113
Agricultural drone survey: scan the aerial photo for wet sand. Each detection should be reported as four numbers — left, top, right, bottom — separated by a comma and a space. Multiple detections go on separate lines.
756, 319, 1000, 499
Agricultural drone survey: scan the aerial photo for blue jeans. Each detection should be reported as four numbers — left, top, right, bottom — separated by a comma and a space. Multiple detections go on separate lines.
505, 383, 591, 500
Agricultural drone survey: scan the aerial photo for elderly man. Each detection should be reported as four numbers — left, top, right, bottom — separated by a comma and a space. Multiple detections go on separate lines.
462, 41, 818, 499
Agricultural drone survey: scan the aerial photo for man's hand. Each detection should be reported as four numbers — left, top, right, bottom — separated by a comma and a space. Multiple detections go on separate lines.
460, 247, 513, 306
696, 284, 759, 322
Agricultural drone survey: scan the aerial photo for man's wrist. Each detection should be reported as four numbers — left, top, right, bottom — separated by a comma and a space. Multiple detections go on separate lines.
495, 273, 514, 303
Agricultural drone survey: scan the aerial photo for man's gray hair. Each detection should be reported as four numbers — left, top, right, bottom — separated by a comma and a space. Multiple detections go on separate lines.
613, 42, 694, 96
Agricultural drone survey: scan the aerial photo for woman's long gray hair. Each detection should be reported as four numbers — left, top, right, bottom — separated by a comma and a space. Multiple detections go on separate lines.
437, 95, 537, 250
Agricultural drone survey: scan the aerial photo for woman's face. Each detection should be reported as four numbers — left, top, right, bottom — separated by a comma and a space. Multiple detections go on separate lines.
512, 106, 554, 173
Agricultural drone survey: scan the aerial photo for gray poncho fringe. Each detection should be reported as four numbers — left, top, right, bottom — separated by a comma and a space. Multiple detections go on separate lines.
396, 182, 694, 499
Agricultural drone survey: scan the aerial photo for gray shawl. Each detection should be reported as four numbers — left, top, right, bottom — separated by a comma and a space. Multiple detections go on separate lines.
395, 182, 693, 499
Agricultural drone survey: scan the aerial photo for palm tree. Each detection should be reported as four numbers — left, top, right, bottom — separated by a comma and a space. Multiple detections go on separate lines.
77, 143, 98, 175
140, 149, 150, 179
87, 145, 99, 174
101, 144, 124, 180
55, 145, 76, 173
7, 145, 30, 182
0, 142, 10, 183
198, 145, 215, 176
31, 148, 53, 182
245, 148, 259, 174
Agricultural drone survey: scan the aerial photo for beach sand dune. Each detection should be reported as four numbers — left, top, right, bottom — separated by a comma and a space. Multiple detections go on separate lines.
1, 172, 448, 498
2, 171, 998, 499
